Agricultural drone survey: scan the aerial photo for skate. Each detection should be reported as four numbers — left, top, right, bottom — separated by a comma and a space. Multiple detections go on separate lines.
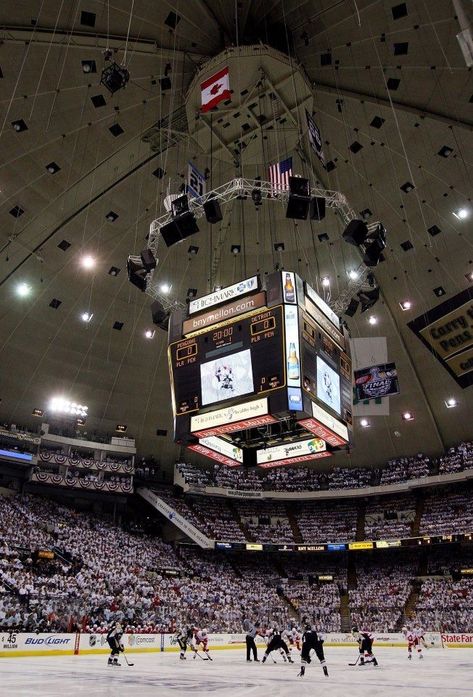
113, 657, 121, 666
372, 657, 378, 667
408, 654, 412, 660
108, 657, 114, 666
419, 654, 424, 660
323, 665, 329, 677
262, 655, 267, 664
288, 655, 293, 663
298, 665, 305, 677
180, 654, 186, 660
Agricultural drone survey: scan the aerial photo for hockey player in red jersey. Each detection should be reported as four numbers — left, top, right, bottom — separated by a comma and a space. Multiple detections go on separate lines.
402, 624, 425, 659
193, 628, 212, 660
352, 626, 378, 666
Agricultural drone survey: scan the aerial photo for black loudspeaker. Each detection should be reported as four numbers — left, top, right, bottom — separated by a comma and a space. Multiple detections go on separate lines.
171, 195, 189, 217
127, 255, 147, 292
357, 287, 380, 312
363, 238, 385, 267
310, 196, 326, 221
344, 298, 359, 317
160, 214, 200, 248
286, 176, 311, 220
343, 219, 368, 246
160, 220, 181, 247
204, 198, 223, 224
289, 176, 310, 197
140, 248, 157, 272
151, 301, 170, 331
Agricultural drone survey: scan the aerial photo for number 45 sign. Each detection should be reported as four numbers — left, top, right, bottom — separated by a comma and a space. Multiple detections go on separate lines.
187, 162, 206, 201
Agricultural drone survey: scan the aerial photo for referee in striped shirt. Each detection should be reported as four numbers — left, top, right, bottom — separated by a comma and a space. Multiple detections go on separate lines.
243, 619, 260, 662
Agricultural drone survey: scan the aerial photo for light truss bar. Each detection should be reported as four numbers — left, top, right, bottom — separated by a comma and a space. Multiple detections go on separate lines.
147, 177, 356, 254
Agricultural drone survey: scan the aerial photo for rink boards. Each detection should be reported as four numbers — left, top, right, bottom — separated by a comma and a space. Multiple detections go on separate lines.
1, 631, 471, 658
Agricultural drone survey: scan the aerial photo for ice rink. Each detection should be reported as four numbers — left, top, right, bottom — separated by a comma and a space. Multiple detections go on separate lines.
0, 648, 470, 697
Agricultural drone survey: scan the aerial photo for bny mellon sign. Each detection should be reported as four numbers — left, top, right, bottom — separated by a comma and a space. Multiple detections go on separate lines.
408, 287, 473, 388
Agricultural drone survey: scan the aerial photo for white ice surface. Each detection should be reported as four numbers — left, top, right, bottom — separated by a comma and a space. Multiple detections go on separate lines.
0, 648, 470, 697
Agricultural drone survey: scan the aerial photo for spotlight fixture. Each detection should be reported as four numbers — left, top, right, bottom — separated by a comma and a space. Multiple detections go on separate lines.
348, 269, 359, 280
465, 272, 473, 283
160, 282, 171, 294
251, 188, 262, 206
399, 300, 412, 311
81, 60, 96, 74
186, 288, 197, 299
231, 245, 241, 255
46, 162, 60, 174
12, 119, 28, 132
81, 312, 93, 323
188, 245, 199, 255
32, 408, 44, 417
115, 424, 127, 433
100, 62, 130, 94
445, 398, 457, 409
16, 282, 31, 297
274, 242, 285, 252
360, 418, 370, 428
368, 315, 378, 325
49, 397, 88, 418
145, 329, 155, 339
81, 255, 96, 269
402, 411, 414, 421
357, 286, 380, 312
214, 285, 222, 292
453, 207, 469, 220
321, 277, 330, 287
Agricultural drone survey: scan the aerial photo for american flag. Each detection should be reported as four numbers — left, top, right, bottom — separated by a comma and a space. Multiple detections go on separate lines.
268, 156, 292, 192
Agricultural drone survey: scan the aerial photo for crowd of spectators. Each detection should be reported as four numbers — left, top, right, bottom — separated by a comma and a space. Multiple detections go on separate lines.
412, 578, 473, 632
176, 440, 473, 495
297, 500, 358, 543
0, 491, 472, 635
349, 558, 416, 632
364, 495, 416, 540
420, 490, 473, 537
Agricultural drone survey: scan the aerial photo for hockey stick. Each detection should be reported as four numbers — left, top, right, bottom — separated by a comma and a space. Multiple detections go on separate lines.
123, 653, 134, 667
348, 655, 360, 666
194, 650, 210, 661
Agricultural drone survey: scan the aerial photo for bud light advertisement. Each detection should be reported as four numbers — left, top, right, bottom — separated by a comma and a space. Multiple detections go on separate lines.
354, 362, 399, 400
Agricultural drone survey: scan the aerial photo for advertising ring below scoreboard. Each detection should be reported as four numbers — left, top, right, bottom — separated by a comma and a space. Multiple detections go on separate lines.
256, 436, 331, 469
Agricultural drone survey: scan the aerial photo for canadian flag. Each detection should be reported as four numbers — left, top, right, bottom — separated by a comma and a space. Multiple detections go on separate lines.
200, 67, 231, 113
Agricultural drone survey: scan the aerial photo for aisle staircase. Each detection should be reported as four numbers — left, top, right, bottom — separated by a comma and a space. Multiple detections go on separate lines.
396, 580, 422, 630
339, 591, 352, 632
355, 501, 366, 540
411, 494, 425, 536
279, 587, 303, 622
347, 559, 358, 590
227, 500, 253, 541
286, 504, 303, 543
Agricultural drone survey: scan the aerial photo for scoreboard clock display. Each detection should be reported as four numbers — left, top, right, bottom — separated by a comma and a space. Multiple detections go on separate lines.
168, 306, 285, 417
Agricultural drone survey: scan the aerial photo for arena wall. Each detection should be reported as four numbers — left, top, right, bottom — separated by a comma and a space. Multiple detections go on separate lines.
1, 631, 466, 658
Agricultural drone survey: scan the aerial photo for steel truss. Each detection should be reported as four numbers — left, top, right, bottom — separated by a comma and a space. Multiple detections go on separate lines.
144, 178, 379, 314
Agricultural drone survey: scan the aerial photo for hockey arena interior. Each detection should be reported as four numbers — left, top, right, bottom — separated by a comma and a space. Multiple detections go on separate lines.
0, 1, 472, 695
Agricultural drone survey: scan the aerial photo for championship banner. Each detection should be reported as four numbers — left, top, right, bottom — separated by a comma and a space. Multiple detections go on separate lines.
354, 362, 400, 400
187, 161, 206, 201
408, 287, 473, 388
306, 110, 325, 167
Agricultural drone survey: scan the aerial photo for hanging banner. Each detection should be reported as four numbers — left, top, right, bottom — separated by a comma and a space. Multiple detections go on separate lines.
187, 162, 206, 201
408, 288, 473, 388
354, 362, 400, 400
306, 110, 325, 167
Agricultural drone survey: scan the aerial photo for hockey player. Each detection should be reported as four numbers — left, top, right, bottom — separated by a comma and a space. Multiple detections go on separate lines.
243, 618, 261, 662
297, 623, 328, 678
174, 626, 194, 660
193, 628, 212, 660
106, 621, 124, 666
402, 625, 418, 660
262, 627, 293, 663
414, 625, 425, 658
352, 626, 378, 666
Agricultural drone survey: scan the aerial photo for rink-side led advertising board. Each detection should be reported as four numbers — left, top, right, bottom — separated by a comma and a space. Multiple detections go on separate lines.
408, 287, 473, 388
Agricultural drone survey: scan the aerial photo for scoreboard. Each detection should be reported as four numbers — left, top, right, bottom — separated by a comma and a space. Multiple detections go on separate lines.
169, 306, 285, 416
167, 271, 353, 466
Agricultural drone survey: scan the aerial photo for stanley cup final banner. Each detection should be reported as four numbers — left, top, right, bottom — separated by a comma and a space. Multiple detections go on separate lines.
408, 287, 473, 388
354, 363, 400, 401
